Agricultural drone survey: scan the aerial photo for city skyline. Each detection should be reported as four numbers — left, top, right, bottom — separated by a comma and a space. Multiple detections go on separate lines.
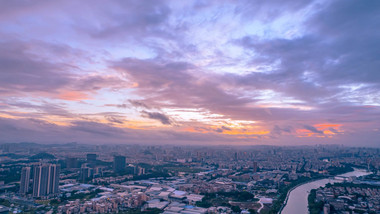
0, 142, 379, 213
0, 0, 380, 147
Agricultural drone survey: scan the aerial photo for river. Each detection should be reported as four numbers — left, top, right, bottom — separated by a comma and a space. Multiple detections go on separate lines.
280, 168, 371, 214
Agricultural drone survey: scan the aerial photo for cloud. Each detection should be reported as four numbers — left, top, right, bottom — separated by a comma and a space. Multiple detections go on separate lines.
0, 40, 125, 100
0, 41, 74, 95
0, 0, 379, 146
234, 0, 380, 104
0, 116, 248, 145
141, 111, 172, 125
271, 125, 293, 136
112, 58, 256, 119
87, 0, 172, 40
0, 115, 379, 146
58, 91, 90, 101
105, 116, 124, 124
303, 125, 323, 134
69, 121, 125, 137
129, 100, 151, 109
0, 100, 73, 118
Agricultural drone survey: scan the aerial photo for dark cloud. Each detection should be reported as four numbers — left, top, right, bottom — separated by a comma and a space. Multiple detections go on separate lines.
129, 100, 151, 109
235, 0, 380, 104
0, 116, 247, 145
0, 115, 379, 146
234, 0, 313, 22
271, 125, 293, 136
214, 126, 231, 133
190, 0, 312, 23
105, 116, 124, 124
0, 117, 63, 143
0, 41, 73, 94
0, 40, 125, 98
141, 111, 172, 125
112, 58, 256, 119
0, 0, 173, 40
0, 100, 73, 118
307, 0, 380, 85
73, 75, 126, 91
221, 126, 231, 131
105, 104, 129, 109
88, 0, 172, 39
329, 127, 340, 134
114, 58, 194, 89
111, 56, 380, 127
0, 0, 50, 20
69, 121, 125, 137
215, 128, 223, 133
0, 0, 379, 146
303, 125, 323, 135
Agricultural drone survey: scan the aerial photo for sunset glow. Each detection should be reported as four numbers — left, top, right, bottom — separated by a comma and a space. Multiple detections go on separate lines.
0, 0, 379, 146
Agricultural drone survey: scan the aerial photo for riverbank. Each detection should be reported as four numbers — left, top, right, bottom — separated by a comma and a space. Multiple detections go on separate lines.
280, 168, 371, 214
277, 176, 325, 214
271, 166, 354, 213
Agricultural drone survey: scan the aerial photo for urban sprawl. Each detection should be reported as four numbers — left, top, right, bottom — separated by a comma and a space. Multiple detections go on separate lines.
0, 143, 379, 214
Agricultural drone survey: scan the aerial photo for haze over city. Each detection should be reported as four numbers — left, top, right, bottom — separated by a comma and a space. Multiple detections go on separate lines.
0, 0, 380, 147
1, 1, 380, 213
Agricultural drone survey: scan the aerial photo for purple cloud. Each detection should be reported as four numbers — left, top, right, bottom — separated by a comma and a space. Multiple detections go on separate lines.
0, 0, 379, 146
141, 111, 172, 125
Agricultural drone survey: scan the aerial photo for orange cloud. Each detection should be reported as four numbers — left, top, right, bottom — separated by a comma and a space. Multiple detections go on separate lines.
0, 113, 19, 119
58, 91, 90, 101
0, 111, 34, 119
323, 130, 336, 135
297, 123, 344, 138
180, 125, 270, 136
296, 129, 320, 137
223, 129, 270, 135
182, 127, 208, 133
315, 123, 342, 128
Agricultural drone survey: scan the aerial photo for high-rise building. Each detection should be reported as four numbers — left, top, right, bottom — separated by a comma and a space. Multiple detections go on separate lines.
113, 155, 126, 173
93, 167, 103, 178
253, 162, 258, 173
20, 167, 31, 195
86, 154, 97, 163
138, 167, 145, 176
32, 164, 60, 198
87, 154, 97, 168
66, 157, 78, 169
79, 166, 93, 183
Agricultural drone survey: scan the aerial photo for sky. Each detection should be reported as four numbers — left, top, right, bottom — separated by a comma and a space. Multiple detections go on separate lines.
0, 0, 379, 146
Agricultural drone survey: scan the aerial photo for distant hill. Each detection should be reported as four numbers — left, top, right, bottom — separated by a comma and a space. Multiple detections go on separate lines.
29, 152, 56, 160
0, 153, 25, 159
